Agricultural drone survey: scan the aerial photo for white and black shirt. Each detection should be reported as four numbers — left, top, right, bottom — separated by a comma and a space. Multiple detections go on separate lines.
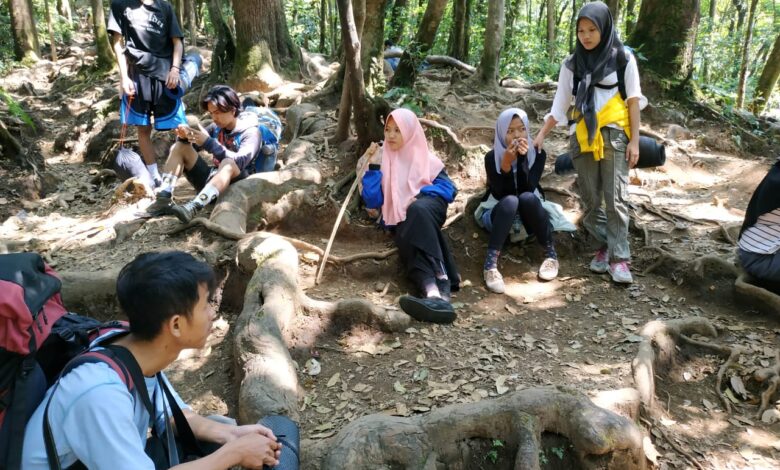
738, 208, 780, 255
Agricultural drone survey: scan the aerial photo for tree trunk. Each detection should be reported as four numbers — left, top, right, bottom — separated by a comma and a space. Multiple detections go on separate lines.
447, 0, 469, 61
187, 0, 197, 46
474, 0, 504, 85
330, 0, 339, 56
56, 0, 71, 23
625, 0, 636, 36
335, 0, 373, 154
91, 0, 113, 69
391, 0, 447, 88
503, 0, 516, 51
207, 0, 234, 79
569, 0, 577, 52
546, 0, 555, 58
736, 0, 759, 108
361, 0, 387, 91
605, 0, 621, 27
334, 0, 365, 143
43, 0, 57, 61
8, 0, 40, 61
750, 34, 780, 114
231, 0, 300, 91
319, 0, 327, 52
172, 0, 184, 27
388, 0, 409, 44
630, 0, 700, 80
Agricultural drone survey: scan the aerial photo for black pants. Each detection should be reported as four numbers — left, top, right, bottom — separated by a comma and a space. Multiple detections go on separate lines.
488, 193, 553, 251
393, 195, 460, 294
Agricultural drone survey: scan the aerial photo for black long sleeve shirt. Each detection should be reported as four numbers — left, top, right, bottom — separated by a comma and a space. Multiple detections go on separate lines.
483, 148, 547, 200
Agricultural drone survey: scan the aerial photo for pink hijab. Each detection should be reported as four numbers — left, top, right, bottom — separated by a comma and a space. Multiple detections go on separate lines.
381, 108, 445, 226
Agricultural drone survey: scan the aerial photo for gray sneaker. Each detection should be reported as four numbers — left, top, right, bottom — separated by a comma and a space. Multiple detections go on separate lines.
589, 247, 609, 274
145, 193, 173, 217
608, 261, 633, 284
170, 200, 202, 223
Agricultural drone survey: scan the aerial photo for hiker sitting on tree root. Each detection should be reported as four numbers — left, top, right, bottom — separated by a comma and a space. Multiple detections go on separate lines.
146, 85, 266, 223
738, 158, 780, 289
361, 108, 461, 324
22, 251, 300, 469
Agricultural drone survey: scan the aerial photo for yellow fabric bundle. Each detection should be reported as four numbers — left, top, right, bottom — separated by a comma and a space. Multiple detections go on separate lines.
575, 93, 631, 161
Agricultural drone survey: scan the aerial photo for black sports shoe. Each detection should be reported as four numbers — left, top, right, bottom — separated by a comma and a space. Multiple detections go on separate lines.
145, 192, 173, 217
399, 295, 456, 324
170, 200, 202, 223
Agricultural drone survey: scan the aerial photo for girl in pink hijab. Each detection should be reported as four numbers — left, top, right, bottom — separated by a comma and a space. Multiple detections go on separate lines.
361, 108, 460, 323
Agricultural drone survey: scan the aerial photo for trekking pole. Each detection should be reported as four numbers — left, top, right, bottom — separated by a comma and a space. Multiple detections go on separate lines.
315, 144, 377, 285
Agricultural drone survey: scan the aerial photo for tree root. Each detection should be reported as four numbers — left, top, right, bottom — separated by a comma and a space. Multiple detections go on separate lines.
631, 317, 719, 414
735, 273, 780, 313
209, 167, 322, 235
754, 351, 780, 419
642, 246, 740, 279
112, 218, 147, 245
640, 418, 705, 470
302, 386, 648, 469
233, 234, 411, 423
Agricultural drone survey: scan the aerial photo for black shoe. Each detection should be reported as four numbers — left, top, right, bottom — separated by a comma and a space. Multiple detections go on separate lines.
170, 200, 202, 223
399, 295, 456, 324
145, 192, 173, 217
436, 278, 451, 302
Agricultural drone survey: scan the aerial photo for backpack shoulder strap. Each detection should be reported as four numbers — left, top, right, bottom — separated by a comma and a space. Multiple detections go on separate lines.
616, 47, 630, 100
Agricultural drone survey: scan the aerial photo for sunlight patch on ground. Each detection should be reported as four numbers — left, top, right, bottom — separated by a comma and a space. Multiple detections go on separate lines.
504, 279, 566, 306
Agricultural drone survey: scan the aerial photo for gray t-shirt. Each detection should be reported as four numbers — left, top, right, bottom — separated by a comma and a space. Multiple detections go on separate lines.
108, 0, 184, 81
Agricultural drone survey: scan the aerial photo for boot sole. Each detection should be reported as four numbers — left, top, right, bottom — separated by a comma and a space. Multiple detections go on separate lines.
399, 296, 456, 324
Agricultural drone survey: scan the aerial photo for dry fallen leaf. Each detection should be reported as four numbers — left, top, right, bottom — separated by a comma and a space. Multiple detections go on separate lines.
643, 436, 661, 464
326, 372, 340, 387
495, 375, 509, 395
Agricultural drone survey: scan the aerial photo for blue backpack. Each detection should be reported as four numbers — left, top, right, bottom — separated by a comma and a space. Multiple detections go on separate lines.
244, 106, 283, 173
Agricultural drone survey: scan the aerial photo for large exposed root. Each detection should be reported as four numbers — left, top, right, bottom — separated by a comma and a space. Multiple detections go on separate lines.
302, 386, 648, 470
232, 233, 410, 423
735, 273, 780, 314
754, 351, 780, 419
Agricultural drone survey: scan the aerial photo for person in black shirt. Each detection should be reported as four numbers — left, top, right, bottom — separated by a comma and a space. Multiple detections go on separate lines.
108, 0, 186, 187
478, 108, 559, 294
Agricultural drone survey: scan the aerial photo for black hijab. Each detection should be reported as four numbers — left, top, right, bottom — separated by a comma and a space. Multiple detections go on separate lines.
565, 1, 624, 145
740, 159, 780, 237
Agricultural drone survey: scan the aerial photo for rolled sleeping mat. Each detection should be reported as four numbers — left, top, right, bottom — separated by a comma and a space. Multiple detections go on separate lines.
164, 51, 203, 100
114, 147, 154, 189
258, 415, 300, 470
554, 135, 666, 175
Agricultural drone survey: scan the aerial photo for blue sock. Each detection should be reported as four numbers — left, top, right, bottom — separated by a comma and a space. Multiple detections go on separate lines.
544, 244, 557, 260
484, 249, 500, 271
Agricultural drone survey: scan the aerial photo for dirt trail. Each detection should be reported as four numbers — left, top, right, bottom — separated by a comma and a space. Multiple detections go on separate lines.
1, 37, 778, 469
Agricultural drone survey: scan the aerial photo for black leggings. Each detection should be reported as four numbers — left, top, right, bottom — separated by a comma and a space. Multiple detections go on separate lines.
488, 193, 553, 250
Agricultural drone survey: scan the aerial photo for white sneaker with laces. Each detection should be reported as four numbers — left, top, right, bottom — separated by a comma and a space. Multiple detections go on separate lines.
589, 247, 609, 273
538, 258, 559, 281
608, 261, 633, 284
483, 268, 505, 294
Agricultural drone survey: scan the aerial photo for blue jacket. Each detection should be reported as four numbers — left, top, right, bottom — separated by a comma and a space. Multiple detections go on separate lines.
361, 166, 457, 224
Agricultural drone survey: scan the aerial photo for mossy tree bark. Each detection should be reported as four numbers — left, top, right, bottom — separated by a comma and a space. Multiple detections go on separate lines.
447, 0, 471, 62
231, 0, 300, 91
735, 0, 759, 108
630, 0, 700, 80
8, 0, 40, 61
206, 0, 234, 80
387, 0, 408, 45
473, 0, 504, 86
750, 34, 780, 114
90, 0, 114, 70
56, 0, 71, 22
390, 0, 447, 88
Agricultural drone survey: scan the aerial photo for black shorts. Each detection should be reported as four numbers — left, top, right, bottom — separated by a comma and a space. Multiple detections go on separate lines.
119, 66, 186, 130
184, 156, 250, 192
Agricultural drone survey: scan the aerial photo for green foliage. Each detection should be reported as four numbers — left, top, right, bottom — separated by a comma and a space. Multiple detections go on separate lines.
383, 86, 429, 115
0, 88, 35, 131
485, 439, 504, 464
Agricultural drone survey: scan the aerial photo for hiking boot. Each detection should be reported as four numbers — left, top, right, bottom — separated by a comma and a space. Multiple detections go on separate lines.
483, 268, 505, 294
170, 201, 202, 223
399, 295, 456, 324
538, 258, 559, 281
436, 278, 451, 302
145, 192, 173, 217
608, 261, 633, 284
589, 247, 609, 274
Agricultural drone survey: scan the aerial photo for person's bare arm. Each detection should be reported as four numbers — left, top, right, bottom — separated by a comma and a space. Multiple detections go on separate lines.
626, 97, 641, 168
110, 32, 135, 96
166, 37, 183, 89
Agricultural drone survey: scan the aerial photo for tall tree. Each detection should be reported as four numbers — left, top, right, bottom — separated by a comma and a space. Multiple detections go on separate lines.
91, 0, 113, 69
630, 0, 700, 80
475, 0, 505, 85
736, 0, 759, 108
335, 0, 365, 143
605, 0, 620, 26
43, 0, 57, 61
750, 34, 780, 114
391, 0, 447, 88
361, 0, 388, 91
8, 0, 40, 61
231, 0, 300, 90
56, 0, 71, 23
186, 0, 197, 46
319, 0, 327, 52
447, 0, 470, 61
387, 0, 409, 44
206, 0, 234, 79
624, 0, 636, 36
546, 0, 555, 58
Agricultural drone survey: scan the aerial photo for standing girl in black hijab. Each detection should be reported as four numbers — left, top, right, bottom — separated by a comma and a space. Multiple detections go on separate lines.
533, 1, 646, 284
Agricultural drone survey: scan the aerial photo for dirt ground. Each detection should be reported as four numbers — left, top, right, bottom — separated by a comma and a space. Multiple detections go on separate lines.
1, 31, 779, 469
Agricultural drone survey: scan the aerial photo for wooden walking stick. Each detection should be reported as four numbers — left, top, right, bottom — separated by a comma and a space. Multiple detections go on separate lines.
315, 144, 379, 284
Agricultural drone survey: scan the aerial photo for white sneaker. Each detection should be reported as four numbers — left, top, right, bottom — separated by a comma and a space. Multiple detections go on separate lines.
538, 258, 559, 281
589, 247, 609, 273
608, 261, 633, 284
483, 268, 505, 294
